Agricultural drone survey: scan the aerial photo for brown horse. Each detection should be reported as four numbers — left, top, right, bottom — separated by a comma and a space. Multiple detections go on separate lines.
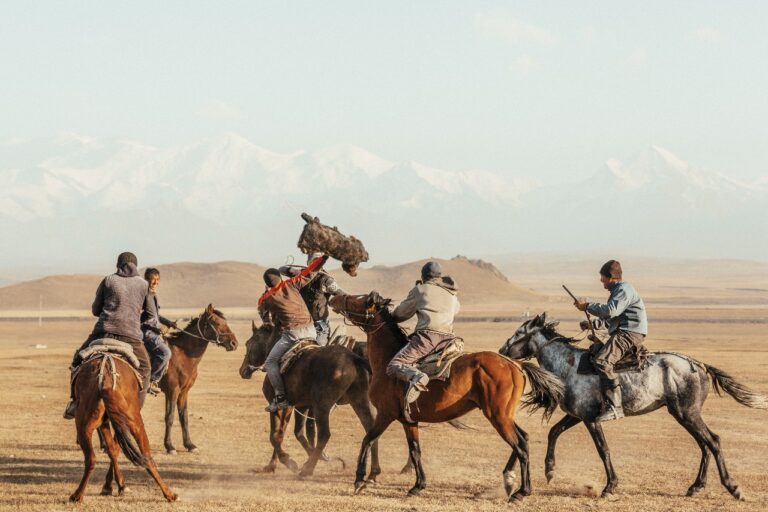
160, 304, 238, 454
239, 321, 382, 479
70, 352, 177, 502
329, 292, 563, 502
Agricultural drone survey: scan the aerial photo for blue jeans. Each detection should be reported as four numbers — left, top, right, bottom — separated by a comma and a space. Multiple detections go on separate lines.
264, 324, 316, 397
143, 330, 172, 382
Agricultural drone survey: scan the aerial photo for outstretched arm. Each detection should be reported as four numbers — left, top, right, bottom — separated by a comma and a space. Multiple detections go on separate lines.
586, 287, 630, 320
391, 287, 418, 322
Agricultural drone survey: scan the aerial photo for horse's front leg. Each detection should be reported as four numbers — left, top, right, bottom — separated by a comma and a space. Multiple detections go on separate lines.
584, 421, 618, 498
545, 414, 582, 482
271, 408, 299, 472
164, 389, 179, 454
402, 422, 426, 496
178, 390, 198, 453
354, 414, 394, 494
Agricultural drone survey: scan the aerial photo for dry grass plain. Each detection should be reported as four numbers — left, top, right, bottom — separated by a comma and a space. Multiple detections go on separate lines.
1, 305, 767, 512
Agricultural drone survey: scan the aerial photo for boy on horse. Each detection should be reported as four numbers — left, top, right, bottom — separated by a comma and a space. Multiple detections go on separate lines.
388, 261, 460, 405
141, 268, 177, 396
258, 254, 329, 412
573, 259, 648, 422
64, 252, 152, 418
278, 252, 345, 345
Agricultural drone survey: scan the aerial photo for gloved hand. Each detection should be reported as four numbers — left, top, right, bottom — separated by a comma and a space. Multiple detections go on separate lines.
579, 320, 591, 331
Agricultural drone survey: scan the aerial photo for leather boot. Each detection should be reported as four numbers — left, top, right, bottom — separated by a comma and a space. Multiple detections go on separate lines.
596, 380, 624, 422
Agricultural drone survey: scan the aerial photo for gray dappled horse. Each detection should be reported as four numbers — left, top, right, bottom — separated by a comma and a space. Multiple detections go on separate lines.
499, 313, 767, 501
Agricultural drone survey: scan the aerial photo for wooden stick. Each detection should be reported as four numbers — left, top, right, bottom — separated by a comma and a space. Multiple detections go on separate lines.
562, 285, 597, 340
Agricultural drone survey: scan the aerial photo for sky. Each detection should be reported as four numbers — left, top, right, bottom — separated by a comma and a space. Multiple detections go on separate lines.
1, 1, 767, 183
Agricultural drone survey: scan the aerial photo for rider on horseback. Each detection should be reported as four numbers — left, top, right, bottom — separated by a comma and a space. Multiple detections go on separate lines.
279, 252, 345, 345
141, 268, 177, 396
258, 254, 329, 413
388, 261, 460, 405
64, 252, 152, 419
573, 260, 647, 422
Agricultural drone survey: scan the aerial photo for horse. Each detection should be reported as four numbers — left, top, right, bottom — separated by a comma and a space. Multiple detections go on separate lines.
239, 321, 382, 479
70, 350, 176, 502
499, 312, 768, 500
160, 304, 238, 454
329, 292, 564, 502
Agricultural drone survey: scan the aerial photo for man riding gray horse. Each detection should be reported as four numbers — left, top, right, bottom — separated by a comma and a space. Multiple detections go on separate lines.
573, 259, 647, 421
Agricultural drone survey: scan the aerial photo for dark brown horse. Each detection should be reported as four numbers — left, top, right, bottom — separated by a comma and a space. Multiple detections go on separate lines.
160, 304, 238, 454
239, 322, 382, 479
329, 292, 564, 502
70, 352, 176, 502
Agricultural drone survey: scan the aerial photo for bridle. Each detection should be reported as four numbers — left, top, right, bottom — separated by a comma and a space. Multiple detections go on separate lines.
509, 324, 585, 360
335, 295, 388, 335
178, 312, 233, 346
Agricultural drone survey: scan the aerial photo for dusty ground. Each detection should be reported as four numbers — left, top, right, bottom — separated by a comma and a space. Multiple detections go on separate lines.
1, 307, 767, 511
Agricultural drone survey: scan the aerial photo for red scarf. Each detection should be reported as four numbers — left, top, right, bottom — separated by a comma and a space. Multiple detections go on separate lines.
258, 257, 325, 306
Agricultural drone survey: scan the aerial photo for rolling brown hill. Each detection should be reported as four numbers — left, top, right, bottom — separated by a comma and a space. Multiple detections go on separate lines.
0, 256, 540, 311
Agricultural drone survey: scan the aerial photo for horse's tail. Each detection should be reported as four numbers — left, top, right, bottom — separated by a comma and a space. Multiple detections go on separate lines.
705, 364, 768, 410
100, 359, 151, 468
447, 419, 479, 431
519, 361, 564, 422
351, 352, 371, 376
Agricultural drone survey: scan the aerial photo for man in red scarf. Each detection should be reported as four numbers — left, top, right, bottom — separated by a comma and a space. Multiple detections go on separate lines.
258, 254, 328, 412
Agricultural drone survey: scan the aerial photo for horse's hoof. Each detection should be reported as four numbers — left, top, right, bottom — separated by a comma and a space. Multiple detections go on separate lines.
320, 451, 331, 462
166, 449, 177, 455
508, 492, 525, 503
117, 487, 128, 496
407, 487, 422, 497
298, 465, 314, 478
258, 465, 276, 474
601, 491, 618, 501
686, 486, 702, 497
545, 470, 554, 483
68, 494, 82, 503
354, 481, 367, 495
166, 492, 178, 502
188, 447, 200, 454
732, 487, 746, 501
365, 478, 378, 487
100, 487, 113, 496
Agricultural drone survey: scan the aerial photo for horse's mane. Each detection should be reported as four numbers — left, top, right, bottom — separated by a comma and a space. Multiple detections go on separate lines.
540, 322, 583, 346
377, 304, 409, 348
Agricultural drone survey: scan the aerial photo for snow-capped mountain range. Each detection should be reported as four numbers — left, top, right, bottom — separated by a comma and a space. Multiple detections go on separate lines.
1, 133, 765, 277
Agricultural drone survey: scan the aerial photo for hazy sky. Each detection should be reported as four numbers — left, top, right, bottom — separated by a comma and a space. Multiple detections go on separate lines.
2, 1, 767, 183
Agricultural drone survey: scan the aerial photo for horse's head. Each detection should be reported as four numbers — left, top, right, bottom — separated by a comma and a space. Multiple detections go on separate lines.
199, 304, 238, 351
239, 320, 275, 379
499, 312, 559, 359
328, 291, 391, 330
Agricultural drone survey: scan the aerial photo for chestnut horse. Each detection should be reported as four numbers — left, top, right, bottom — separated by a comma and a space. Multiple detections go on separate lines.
160, 304, 238, 454
329, 292, 564, 502
70, 352, 176, 502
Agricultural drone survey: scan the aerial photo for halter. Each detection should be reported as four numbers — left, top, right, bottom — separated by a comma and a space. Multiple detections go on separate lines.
336, 295, 388, 335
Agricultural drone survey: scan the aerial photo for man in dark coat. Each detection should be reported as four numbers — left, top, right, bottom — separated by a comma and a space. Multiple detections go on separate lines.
64, 252, 152, 419
141, 267, 177, 395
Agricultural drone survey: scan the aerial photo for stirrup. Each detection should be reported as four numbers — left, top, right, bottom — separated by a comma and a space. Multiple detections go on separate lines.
595, 405, 624, 422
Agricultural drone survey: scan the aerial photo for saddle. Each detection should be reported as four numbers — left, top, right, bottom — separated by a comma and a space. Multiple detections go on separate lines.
415, 336, 465, 382
577, 341, 649, 375
279, 339, 320, 374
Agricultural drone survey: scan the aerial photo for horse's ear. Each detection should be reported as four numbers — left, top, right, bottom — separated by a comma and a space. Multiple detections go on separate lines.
206, 303, 215, 315
251, 320, 257, 332
532, 314, 543, 326
366, 291, 381, 308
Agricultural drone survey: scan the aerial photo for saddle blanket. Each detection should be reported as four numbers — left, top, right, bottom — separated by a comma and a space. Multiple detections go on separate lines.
279, 339, 320, 374
78, 338, 141, 370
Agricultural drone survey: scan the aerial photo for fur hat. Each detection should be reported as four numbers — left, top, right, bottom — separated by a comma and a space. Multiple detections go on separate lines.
599, 260, 622, 280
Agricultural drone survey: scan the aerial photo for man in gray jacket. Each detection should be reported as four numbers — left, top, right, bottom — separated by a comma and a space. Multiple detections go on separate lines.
388, 261, 460, 404
64, 252, 152, 418
574, 260, 648, 422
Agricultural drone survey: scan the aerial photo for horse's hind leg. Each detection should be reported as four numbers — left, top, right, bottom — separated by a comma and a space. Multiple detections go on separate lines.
70, 404, 103, 502
670, 407, 742, 499
99, 420, 126, 496
272, 409, 300, 472
544, 414, 581, 483
583, 421, 618, 498
125, 412, 178, 502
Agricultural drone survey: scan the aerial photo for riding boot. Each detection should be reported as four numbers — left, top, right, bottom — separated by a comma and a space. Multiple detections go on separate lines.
596, 379, 624, 422
265, 395, 291, 413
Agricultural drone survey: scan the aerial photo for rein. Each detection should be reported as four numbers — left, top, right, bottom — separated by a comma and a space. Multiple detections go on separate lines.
518, 329, 588, 360
336, 295, 389, 335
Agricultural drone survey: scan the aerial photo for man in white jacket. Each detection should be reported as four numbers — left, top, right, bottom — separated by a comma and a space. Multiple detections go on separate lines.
387, 261, 460, 404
